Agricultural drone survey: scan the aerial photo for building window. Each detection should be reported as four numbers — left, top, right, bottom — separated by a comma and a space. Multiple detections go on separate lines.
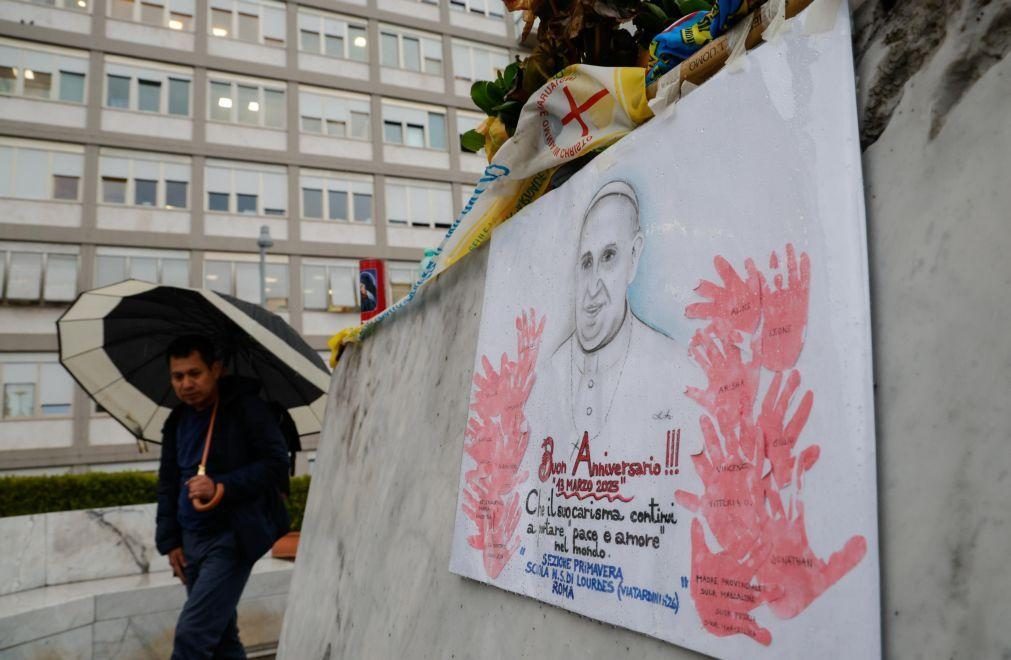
300, 30, 320, 52
165, 180, 188, 208
378, 26, 442, 75
348, 26, 368, 61
299, 89, 370, 140
23, 71, 52, 99
450, 0, 505, 18
383, 121, 403, 144
168, 77, 190, 115
0, 41, 88, 104
328, 190, 347, 220
134, 179, 157, 206
137, 79, 161, 112
301, 116, 322, 133
59, 71, 86, 103
385, 178, 453, 228
0, 247, 79, 304
207, 0, 286, 47
0, 140, 85, 202
106, 75, 130, 107
208, 78, 286, 128
205, 160, 287, 217
388, 262, 417, 303
140, 1, 163, 25
98, 149, 192, 209
302, 188, 323, 219
0, 67, 14, 94
104, 60, 193, 116
204, 257, 289, 310
95, 248, 189, 287
353, 192, 372, 222
208, 192, 229, 211
102, 177, 127, 203
108, 0, 197, 31
52, 175, 80, 201
0, 358, 74, 419
381, 102, 447, 150
45, 254, 78, 301
21, 0, 90, 10
3, 380, 35, 418
301, 261, 359, 312
297, 9, 370, 63
169, 11, 193, 30
236, 193, 258, 214
300, 170, 374, 223
350, 112, 369, 139
452, 39, 510, 82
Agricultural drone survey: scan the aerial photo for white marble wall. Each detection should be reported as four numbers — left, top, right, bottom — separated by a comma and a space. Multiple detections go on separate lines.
0, 503, 294, 657
47, 506, 157, 584
0, 515, 46, 596
0, 504, 158, 596
0, 554, 292, 658
856, 1, 1011, 657
278, 2, 1011, 658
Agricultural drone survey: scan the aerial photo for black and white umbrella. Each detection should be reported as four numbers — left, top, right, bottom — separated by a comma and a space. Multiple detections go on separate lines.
57, 280, 331, 443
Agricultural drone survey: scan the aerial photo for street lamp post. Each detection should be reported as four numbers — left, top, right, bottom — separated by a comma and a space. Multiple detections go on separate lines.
257, 225, 274, 306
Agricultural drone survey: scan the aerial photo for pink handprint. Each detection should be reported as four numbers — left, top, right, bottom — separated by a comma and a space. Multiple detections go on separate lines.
462, 309, 545, 579
758, 448, 867, 619
759, 244, 810, 372
675, 415, 767, 562
686, 255, 764, 334
462, 484, 524, 578
687, 518, 779, 647
758, 370, 814, 489
685, 325, 760, 437
681, 246, 866, 645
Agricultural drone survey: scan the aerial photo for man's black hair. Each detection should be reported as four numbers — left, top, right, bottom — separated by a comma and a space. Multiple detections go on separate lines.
166, 334, 219, 368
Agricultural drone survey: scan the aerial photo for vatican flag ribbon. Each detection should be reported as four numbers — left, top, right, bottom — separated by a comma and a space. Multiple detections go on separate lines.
327, 65, 653, 365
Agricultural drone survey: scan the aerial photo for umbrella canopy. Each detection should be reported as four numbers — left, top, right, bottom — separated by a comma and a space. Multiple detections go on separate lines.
57, 280, 331, 443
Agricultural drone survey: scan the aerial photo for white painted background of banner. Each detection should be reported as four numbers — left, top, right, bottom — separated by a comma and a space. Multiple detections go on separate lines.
449, 4, 880, 658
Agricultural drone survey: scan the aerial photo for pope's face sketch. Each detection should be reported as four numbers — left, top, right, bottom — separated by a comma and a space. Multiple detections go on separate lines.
575, 192, 644, 353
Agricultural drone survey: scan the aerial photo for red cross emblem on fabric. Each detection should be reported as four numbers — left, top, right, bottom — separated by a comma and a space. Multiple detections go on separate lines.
561, 86, 610, 138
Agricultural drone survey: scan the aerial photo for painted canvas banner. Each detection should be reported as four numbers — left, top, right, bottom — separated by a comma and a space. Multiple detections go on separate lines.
449, 4, 880, 658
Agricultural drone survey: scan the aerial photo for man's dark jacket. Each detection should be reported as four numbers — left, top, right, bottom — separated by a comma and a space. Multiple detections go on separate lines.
156, 376, 290, 560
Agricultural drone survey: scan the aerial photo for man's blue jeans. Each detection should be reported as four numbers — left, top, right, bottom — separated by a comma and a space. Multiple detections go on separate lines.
173, 528, 254, 660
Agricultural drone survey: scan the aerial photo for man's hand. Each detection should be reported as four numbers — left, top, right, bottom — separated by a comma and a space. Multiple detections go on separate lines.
186, 474, 216, 501
168, 547, 187, 585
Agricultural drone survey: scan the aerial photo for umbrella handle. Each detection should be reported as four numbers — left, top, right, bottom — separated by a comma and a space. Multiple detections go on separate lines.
191, 402, 223, 512
191, 483, 225, 512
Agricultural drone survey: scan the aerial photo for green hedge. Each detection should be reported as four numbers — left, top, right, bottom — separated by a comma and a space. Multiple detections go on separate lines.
286, 475, 310, 531
0, 472, 158, 517
0, 472, 311, 531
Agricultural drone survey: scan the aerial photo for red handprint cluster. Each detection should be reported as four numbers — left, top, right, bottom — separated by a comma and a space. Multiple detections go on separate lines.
677, 244, 866, 645
462, 309, 546, 579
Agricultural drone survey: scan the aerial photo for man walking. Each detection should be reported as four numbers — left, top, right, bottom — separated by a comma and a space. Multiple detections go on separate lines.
156, 335, 290, 659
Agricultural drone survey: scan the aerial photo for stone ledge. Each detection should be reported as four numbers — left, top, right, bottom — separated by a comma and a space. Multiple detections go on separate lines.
0, 557, 292, 653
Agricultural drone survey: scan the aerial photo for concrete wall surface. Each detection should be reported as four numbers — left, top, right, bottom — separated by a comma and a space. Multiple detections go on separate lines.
279, 2, 1011, 658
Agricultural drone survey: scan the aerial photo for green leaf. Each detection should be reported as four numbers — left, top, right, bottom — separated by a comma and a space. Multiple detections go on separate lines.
660, 0, 680, 19
674, 0, 713, 13
490, 100, 522, 114
501, 61, 519, 90
471, 81, 505, 115
460, 129, 486, 153
643, 2, 669, 21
